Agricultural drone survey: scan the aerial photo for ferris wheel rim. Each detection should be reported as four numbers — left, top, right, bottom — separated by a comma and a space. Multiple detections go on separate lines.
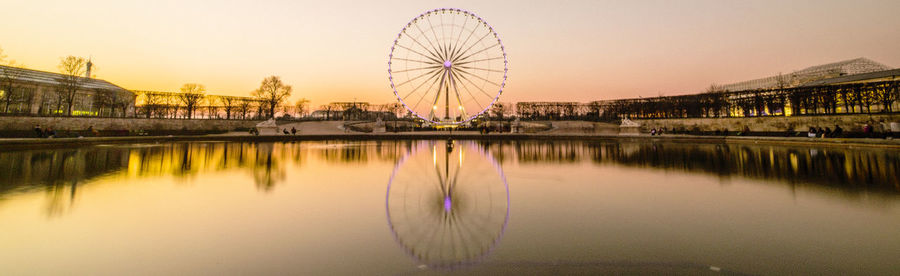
388, 8, 508, 125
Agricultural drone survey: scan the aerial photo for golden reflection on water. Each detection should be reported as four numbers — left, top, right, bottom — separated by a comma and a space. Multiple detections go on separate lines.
478, 140, 900, 192
0, 140, 897, 218
0, 140, 899, 275
0, 141, 411, 217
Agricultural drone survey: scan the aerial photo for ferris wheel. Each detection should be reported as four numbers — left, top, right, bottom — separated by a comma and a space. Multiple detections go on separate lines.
386, 140, 510, 269
389, 8, 508, 125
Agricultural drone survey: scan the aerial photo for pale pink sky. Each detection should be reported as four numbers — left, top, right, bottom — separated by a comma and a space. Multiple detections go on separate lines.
1, 0, 898, 107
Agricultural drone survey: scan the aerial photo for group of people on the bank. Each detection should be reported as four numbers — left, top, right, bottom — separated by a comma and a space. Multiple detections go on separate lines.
248, 126, 298, 136
32, 125, 56, 138
283, 127, 297, 135
806, 125, 843, 138
807, 122, 896, 138
33, 124, 101, 138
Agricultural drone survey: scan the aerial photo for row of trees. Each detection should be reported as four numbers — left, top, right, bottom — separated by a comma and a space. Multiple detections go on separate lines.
312, 102, 405, 120
514, 102, 602, 120
597, 81, 900, 120
137, 76, 299, 119
502, 81, 899, 121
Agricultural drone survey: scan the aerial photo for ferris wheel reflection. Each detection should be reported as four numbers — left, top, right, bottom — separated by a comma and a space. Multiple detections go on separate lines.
385, 140, 510, 270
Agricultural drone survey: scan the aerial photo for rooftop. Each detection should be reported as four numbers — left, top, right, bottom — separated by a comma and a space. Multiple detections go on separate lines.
720, 57, 893, 91
0, 64, 128, 92
801, 68, 900, 87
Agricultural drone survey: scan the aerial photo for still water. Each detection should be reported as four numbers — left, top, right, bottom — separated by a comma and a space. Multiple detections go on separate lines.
0, 140, 898, 275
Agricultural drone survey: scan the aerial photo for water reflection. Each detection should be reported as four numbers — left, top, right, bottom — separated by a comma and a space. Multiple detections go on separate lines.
385, 140, 510, 270
0, 140, 898, 274
0, 141, 410, 216
0, 140, 896, 217
476, 140, 900, 194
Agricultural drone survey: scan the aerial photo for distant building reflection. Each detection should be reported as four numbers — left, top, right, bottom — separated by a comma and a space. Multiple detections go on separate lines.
477, 140, 900, 194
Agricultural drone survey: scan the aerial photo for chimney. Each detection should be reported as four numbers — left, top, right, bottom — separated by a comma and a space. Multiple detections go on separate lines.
85, 59, 93, 78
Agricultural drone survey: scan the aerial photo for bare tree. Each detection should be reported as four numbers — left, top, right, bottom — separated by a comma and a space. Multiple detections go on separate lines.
295, 98, 310, 118
387, 102, 403, 118
93, 88, 116, 116
320, 104, 334, 120
205, 96, 219, 119
178, 83, 205, 119
221, 96, 238, 119
164, 93, 180, 118
56, 56, 87, 116
0, 61, 25, 114
704, 83, 722, 94
774, 73, 789, 90
491, 102, 508, 120
140, 92, 164, 118
253, 76, 292, 119
238, 98, 253, 119
114, 92, 134, 117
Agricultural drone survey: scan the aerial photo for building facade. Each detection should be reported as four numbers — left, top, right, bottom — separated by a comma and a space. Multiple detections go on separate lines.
0, 64, 134, 117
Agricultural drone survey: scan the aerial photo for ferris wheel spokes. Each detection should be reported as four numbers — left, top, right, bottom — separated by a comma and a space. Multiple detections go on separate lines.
449, 70, 483, 108
449, 71, 468, 120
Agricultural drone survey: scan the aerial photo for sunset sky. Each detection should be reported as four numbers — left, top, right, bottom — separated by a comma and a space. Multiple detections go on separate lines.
2, 0, 899, 107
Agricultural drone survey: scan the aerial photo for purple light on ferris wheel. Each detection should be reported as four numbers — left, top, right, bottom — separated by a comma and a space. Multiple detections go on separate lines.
444, 196, 452, 212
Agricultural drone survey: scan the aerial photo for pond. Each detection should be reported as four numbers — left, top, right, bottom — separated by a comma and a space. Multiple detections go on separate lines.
0, 140, 898, 275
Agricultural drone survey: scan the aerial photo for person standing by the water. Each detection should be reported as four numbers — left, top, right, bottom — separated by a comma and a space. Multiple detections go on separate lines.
879, 120, 891, 139
291, 127, 297, 135
34, 125, 42, 138
87, 125, 99, 137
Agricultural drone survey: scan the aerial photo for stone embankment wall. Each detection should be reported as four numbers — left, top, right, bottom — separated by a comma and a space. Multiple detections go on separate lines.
546, 121, 619, 134
0, 116, 260, 137
635, 114, 900, 134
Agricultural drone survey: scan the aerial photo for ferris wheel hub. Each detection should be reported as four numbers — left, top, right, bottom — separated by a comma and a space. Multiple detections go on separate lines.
443, 60, 452, 68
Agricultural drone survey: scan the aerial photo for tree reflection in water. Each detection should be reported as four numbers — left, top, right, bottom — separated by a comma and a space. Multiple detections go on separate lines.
477, 140, 900, 193
0, 140, 896, 217
0, 141, 409, 216
386, 140, 510, 270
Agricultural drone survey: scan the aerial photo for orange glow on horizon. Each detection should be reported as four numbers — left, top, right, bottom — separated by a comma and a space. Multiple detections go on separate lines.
2, 0, 899, 109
